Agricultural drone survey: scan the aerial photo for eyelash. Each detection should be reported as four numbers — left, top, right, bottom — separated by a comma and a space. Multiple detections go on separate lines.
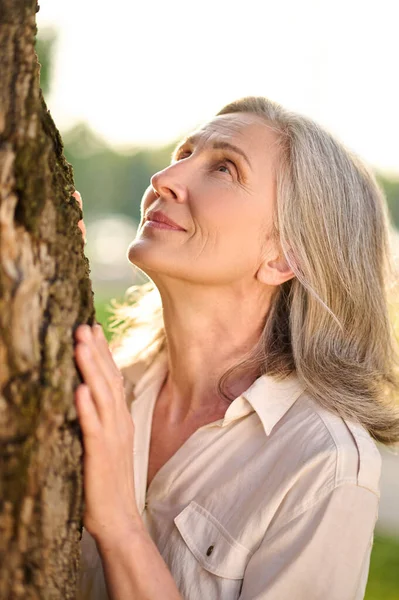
174, 151, 238, 178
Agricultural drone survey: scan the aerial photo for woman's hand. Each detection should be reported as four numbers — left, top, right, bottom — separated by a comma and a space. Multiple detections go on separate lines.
72, 190, 87, 243
74, 323, 142, 544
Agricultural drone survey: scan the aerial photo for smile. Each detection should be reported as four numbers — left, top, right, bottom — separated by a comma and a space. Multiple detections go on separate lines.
144, 220, 186, 231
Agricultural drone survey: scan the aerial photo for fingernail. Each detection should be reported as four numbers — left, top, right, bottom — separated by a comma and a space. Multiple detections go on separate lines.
93, 323, 103, 335
79, 324, 92, 341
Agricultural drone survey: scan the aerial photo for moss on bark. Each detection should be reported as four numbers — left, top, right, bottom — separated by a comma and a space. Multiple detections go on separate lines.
0, 1, 94, 597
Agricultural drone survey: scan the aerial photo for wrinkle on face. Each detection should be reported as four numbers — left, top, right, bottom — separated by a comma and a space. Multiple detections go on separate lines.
193, 113, 272, 149
179, 116, 250, 164
197, 114, 255, 142
191, 226, 217, 265
132, 111, 282, 288
178, 113, 278, 194
181, 114, 281, 275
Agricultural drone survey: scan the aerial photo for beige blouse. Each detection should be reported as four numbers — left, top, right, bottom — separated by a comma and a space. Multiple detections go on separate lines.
78, 349, 381, 600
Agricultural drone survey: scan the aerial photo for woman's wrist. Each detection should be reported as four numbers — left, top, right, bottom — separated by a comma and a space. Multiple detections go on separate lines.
94, 516, 182, 600
92, 513, 146, 552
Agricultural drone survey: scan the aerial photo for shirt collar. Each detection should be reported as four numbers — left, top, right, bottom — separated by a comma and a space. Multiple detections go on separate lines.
132, 350, 306, 437
238, 372, 306, 436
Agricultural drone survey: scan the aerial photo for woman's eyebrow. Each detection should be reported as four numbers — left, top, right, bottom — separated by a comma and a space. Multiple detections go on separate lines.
172, 136, 252, 171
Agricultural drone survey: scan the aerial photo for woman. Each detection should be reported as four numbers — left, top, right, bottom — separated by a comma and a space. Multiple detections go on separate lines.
74, 96, 399, 600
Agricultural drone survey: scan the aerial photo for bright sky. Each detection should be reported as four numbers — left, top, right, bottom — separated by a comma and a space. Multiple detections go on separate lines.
37, 0, 399, 174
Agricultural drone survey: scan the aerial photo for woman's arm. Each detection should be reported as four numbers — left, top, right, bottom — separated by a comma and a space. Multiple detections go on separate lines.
95, 523, 182, 600
74, 323, 182, 600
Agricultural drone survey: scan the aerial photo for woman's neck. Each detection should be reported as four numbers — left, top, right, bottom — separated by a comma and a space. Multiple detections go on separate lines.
154, 278, 272, 422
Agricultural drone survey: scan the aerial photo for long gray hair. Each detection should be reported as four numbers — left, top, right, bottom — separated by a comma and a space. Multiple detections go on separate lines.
111, 96, 399, 445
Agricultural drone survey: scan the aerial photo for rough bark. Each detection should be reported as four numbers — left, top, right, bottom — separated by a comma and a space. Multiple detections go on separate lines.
0, 1, 94, 598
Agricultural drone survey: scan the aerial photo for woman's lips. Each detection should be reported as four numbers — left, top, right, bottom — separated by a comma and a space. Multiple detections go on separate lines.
145, 220, 185, 231
144, 209, 186, 231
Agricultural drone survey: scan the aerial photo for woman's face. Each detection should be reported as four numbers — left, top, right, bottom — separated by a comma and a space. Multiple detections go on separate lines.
128, 113, 280, 286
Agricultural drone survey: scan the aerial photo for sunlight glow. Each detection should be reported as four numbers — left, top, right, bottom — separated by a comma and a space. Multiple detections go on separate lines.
37, 0, 399, 174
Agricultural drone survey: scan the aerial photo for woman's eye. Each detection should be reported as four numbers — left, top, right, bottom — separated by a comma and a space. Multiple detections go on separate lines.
176, 151, 191, 160
216, 161, 236, 176
173, 151, 237, 178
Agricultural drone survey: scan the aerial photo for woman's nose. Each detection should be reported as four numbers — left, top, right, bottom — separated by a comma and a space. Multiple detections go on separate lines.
150, 167, 188, 203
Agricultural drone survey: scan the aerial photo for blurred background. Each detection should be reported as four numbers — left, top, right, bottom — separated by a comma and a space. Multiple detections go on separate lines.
36, 1, 398, 597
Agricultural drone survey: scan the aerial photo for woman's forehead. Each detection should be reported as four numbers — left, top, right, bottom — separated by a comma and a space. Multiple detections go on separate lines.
190, 113, 268, 145
177, 113, 280, 172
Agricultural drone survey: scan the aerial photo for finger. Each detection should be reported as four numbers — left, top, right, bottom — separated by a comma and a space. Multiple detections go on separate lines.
75, 325, 115, 388
71, 191, 87, 243
75, 384, 102, 440
92, 324, 121, 380
75, 342, 116, 423
92, 324, 128, 415
78, 219, 87, 242
76, 325, 123, 403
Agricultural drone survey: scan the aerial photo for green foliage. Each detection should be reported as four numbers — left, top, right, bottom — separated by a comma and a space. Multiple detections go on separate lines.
365, 533, 399, 600
62, 123, 176, 226
94, 295, 118, 341
377, 174, 399, 229
63, 123, 399, 233
36, 28, 399, 233
35, 28, 57, 98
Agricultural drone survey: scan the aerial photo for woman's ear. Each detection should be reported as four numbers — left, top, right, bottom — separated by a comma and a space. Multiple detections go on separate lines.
256, 253, 295, 286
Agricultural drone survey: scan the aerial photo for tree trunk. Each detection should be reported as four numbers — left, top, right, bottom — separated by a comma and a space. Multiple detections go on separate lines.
0, 1, 94, 598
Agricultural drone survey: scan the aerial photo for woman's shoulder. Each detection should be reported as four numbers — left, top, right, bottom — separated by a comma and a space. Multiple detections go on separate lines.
255, 391, 382, 533
291, 391, 382, 497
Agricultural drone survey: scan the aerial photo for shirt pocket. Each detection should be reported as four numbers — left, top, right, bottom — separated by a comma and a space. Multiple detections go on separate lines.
174, 500, 252, 580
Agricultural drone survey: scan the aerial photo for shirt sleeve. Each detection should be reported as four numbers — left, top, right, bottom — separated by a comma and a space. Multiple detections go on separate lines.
76, 528, 109, 600
239, 484, 379, 600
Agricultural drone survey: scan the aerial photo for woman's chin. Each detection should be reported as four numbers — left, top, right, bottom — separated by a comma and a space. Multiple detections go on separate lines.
127, 243, 174, 278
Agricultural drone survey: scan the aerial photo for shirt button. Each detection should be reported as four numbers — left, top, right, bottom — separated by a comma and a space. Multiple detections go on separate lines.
206, 545, 214, 557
